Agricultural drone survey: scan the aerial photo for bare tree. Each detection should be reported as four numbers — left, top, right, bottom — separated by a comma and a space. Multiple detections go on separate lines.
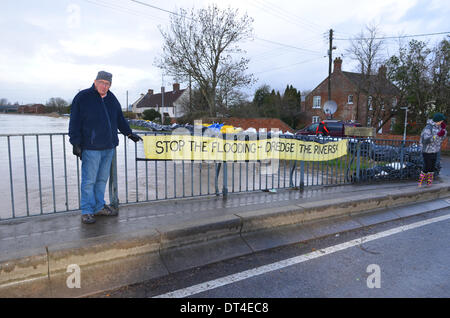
156, 5, 254, 117
46, 97, 69, 108
347, 24, 385, 76
0, 98, 10, 106
45, 97, 69, 114
346, 24, 398, 131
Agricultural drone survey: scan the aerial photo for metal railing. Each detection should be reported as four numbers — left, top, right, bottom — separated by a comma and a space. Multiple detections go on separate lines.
0, 132, 427, 220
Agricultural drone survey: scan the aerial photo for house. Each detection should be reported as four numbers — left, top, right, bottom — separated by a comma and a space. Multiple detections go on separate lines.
0, 105, 18, 113
18, 104, 46, 114
303, 58, 400, 133
132, 83, 189, 119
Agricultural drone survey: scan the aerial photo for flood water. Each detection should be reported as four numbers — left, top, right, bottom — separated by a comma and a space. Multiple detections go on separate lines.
0, 114, 303, 219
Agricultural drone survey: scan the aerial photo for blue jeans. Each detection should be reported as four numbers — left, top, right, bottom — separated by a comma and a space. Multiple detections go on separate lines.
81, 148, 115, 215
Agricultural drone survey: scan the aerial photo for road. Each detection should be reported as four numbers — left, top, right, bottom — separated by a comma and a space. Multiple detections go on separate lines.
92, 207, 450, 299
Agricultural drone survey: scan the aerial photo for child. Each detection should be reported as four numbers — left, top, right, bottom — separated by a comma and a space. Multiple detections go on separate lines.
418, 113, 447, 187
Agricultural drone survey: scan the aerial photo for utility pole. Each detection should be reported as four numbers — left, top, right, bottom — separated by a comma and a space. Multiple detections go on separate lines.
161, 74, 165, 124
400, 106, 409, 143
328, 29, 335, 101
161, 86, 165, 124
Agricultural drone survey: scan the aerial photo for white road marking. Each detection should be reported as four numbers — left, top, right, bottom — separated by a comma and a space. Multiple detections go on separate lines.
154, 213, 450, 298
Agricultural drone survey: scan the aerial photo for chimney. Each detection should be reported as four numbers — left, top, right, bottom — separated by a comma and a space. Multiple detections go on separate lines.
333, 57, 342, 73
173, 83, 180, 92
378, 65, 387, 78
148, 89, 153, 95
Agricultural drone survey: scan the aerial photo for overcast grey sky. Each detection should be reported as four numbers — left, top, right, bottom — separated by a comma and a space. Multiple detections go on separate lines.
0, 0, 449, 107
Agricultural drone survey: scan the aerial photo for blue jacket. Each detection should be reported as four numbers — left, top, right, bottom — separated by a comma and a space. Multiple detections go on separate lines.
69, 84, 132, 150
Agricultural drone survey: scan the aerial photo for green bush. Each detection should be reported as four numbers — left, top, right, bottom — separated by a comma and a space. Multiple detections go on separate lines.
163, 115, 172, 125
142, 109, 162, 121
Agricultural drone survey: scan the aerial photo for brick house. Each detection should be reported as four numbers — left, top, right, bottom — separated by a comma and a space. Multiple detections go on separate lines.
132, 83, 189, 119
18, 104, 46, 114
303, 58, 400, 133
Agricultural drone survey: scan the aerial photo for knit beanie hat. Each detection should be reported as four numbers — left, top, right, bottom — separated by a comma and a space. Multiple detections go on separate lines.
96, 71, 112, 84
432, 112, 445, 122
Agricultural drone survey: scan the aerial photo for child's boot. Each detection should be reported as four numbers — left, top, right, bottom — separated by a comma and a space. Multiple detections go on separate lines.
426, 172, 434, 187
418, 171, 426, 187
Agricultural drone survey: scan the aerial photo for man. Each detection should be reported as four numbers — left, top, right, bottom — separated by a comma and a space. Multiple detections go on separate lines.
316, 120, 329, 136
69, 71, 142, 224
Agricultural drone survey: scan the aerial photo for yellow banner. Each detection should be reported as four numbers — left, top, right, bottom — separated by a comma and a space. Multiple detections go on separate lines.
143, 135, 348, 162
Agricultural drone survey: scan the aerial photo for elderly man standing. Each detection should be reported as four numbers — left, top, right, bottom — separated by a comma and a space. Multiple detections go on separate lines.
69, 71, 142, 224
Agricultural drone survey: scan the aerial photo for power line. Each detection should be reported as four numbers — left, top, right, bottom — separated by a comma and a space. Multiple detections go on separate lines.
254, 56, 326, 75
334, 31, 450, 41
129, 0, 195, 21
249, 47, 297, 61
333, 30, 353, 36
130, 0, 184, 18
247, 0, 322, 35
129, 0, 324, 56
83, 0, 168, 22
250, 47, 321, 63
254, 36, 323, 54
257, 0, 324, 34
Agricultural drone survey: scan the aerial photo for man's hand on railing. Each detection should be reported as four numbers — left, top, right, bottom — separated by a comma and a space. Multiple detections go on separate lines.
73, 145, 82, 160
127, 133, 143, 143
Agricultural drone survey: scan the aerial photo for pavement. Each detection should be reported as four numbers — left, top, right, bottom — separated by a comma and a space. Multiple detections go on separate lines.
1, 176, 450, 297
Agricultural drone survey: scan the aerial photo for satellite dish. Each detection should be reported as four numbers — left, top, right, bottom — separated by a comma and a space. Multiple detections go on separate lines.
323, 100, 337, 119
323, 100, 337, 115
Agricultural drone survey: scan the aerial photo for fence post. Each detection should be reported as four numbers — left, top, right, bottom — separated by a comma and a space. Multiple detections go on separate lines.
300, 160, 305, 191
355, 141, 361, 183
222, 161, 228, 199
289, 161, 297, 188
215, 162, 221, 196
109, 148, 119, 211
400, 140, 405, 179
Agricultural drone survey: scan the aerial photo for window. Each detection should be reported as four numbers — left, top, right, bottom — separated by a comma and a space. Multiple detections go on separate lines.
367, 117, 372, 127
390, 117, 396, 131
312, 116, 320, 123
368, 96, 373, 110
313, 96, 321, 109
348, 95, 354, 104
377, 120, 383, 134
392, 97, 397, 107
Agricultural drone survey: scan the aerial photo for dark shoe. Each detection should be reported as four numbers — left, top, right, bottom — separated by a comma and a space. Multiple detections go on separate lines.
81, 214, 96, 224
95, 204, 118, 217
